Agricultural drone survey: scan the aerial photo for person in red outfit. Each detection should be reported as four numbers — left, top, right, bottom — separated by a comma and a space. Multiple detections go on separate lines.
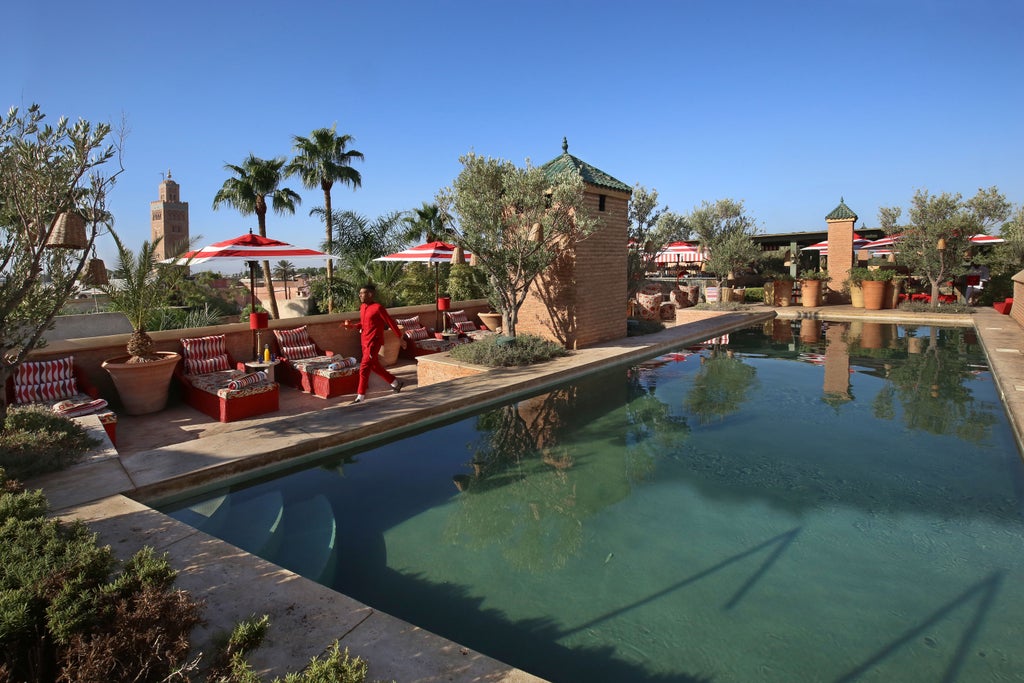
347, 284, 406, 404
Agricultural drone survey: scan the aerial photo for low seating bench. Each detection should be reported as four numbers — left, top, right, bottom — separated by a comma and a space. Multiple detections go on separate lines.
277, 355, 359, 399
177, 334, 279, 423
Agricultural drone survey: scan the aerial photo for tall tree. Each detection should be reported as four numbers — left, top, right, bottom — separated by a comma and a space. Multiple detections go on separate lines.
212, 154, 300, 319
273, 260, 294, 298
627, 184, 689, 298
286, 125, 363, 312
878, 187, 1010, 309
437, 152, 599, 338
401, 202, 450, 244
0, 104, 121, 426
688, 198, 762, 297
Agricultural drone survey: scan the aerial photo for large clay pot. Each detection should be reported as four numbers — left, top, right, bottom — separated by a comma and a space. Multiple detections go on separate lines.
719, 286, 733, 304
478, 312, 502, 333
102, 351, 181, 415
380, 329, 401, 367
850, 284, 864, 308
801, 280, 822, 307
773, 280, 794, 307
862, 280, 887, 310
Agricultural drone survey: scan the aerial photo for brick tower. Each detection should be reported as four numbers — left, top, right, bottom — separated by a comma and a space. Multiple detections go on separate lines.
825, 198, 858, 300
150, 171, 190, 261
515, 139, 631, 349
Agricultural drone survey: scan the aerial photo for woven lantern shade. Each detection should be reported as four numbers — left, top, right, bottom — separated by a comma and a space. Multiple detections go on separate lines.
469, 252, 478, 267
450, 245, 465, 265
83, 258, 109, 286
46, 212, 88, 250
529, 222, 544, 242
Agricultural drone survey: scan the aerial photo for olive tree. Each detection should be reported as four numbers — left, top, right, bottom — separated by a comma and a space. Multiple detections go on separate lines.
878, 187, 1010, 309
0, 104, 122, 426
438, 152, 599, 338
627, 184, 689, 299
688, 198, 762, 296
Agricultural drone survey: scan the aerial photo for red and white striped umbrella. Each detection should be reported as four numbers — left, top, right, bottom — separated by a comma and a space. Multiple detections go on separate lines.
802, 233, 871, 255
861, 233, 1005, 253
654, 241, 704, 263
375, 241, 473, 264
172, 231, 340, 266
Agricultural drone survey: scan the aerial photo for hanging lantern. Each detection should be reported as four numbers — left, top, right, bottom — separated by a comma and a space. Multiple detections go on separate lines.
83, 258, 109, 286
46, 212, 88, 250
529, 223, 543, 242
450, 245, 465, 265
469, 252, 478, 267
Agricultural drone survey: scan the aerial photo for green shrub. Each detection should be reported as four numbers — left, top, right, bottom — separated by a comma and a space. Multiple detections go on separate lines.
0, 405, 100, 480
743, 287, 764, 302
448, 334, 568, 367
627, 319, 665, 336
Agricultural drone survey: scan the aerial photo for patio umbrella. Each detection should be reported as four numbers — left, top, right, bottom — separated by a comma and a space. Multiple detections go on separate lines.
801, 233, 871, 256
654, 241, 704, 264
375, 241, 474, 328
860, 233, 1005, 255
167, 229, 341, 315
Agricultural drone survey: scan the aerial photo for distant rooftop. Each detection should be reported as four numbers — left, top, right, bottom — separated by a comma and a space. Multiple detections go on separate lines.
540, 137, 631, 193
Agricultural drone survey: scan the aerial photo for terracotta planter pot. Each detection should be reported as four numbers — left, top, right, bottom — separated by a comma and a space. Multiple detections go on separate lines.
801, 280, 822, 307
102, 351, 181, 415
719, 286, 733, 303
478, 312, 502, 332
850, 284, 864, 308
380, 330, 401, 367
862, 280, 887, 310
773, 280, 794, 307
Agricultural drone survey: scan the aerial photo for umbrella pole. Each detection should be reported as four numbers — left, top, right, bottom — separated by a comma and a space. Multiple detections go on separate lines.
249, 261, 258, 360
434, 263, 440, 331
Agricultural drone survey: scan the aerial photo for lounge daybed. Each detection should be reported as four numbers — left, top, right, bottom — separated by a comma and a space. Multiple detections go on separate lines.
395, 315, 467, 359
273, 326, 359, 399
176, 334, 279, 422
6, 355, 118, 444
445, 309, 494, 341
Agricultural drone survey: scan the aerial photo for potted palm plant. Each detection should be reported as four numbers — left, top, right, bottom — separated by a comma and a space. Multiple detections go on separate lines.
100, 233, 188, 415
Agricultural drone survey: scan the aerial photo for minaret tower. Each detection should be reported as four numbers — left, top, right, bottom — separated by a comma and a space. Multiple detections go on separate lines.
150, 170, 190, 261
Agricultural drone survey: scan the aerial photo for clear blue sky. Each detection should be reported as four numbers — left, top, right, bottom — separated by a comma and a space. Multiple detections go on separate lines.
5, 0, 1022, 266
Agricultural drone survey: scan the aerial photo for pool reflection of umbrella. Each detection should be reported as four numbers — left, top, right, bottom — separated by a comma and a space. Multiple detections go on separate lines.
375, 241, 473, 328
167, 229, 341, 314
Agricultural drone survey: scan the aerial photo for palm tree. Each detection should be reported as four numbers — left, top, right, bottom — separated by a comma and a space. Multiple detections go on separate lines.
212, 154, 301, 319
286, 125, 363, 312
401, 202, 450, 244
273, 260, 295, 298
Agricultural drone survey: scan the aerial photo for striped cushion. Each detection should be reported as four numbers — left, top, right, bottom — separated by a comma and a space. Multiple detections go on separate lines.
453, 320, 478, 333
394, 316, 422, 329
447, 310, 469, 324
405, 326, 431, 341
282, 343, 317, 360
187, 354, 231, 375
274, 326, 311, 348
15, 378, 79, 404
227, 371, 267, 390
52, 397, 108, 417
16, 357, 74, 385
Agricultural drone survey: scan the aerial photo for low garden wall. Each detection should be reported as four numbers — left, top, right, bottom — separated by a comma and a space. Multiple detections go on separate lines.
31, 300, 490, 410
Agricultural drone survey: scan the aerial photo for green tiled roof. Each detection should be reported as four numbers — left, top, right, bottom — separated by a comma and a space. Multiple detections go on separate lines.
826, 197, 858, 221
540, 138, 631, 193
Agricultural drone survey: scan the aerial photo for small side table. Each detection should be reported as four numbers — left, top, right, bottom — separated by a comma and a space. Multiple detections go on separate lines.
244, 359, 280, 383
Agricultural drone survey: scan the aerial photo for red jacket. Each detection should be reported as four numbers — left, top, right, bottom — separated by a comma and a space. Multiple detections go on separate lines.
359, 301, 401, 345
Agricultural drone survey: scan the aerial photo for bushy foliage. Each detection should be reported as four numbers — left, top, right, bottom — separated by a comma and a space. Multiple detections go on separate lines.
626, 319, 665, 336
0, 405, 99, 479
448, 334, 568, 367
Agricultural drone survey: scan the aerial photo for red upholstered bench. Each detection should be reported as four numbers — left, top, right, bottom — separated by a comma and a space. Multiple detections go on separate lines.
273, 326, 360, 399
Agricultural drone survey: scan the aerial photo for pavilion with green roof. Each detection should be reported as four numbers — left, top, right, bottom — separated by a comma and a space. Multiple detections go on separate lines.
515, 138, 632, 348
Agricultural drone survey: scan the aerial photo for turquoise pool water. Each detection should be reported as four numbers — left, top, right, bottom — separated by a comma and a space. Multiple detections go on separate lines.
160, 322, 1024, 682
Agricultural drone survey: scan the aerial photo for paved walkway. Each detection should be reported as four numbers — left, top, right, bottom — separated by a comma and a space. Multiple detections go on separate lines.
29, 305, 1024, 682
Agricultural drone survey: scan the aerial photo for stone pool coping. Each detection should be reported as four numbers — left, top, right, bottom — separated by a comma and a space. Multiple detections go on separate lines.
30, 305, 1024, 682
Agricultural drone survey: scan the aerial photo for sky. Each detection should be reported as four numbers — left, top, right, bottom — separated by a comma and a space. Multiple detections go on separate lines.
5, 0, 1023, 267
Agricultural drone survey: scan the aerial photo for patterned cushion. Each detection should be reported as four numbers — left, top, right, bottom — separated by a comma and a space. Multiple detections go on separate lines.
405, 326, 431, 342
453, 320, 478, 333
16, 357, 74, 384
186, 353, 231, 376
281, 343, 317, 360
292, 356, 359, 378
274, 326, 312, 348
636, 292, 661, 320
394, 316, 422, 329
447, 310, 469, 324
187, 369, 277, 400
227, 371, 267, 390
52, 397, 109, 417
15, 378, 78, 404
182, 335, 227, 360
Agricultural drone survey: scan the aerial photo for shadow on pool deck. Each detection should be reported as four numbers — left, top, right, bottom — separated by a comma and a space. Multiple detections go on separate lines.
29, 305, 1024, 683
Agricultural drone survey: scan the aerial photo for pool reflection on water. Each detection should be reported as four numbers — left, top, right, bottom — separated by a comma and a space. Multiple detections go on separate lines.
160, 322, 1024, 683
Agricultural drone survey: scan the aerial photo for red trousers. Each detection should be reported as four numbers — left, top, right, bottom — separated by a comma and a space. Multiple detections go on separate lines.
358, 338, 395, 394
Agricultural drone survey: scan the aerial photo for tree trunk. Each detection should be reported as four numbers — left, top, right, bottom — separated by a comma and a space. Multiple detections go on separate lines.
0, 366, 9, 430
256, 211, 280, 319
324, 187, 334, 313
930, 278, 941, 310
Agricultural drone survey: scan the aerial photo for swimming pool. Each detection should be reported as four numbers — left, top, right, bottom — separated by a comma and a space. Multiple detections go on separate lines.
160, 321, 1024, 682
